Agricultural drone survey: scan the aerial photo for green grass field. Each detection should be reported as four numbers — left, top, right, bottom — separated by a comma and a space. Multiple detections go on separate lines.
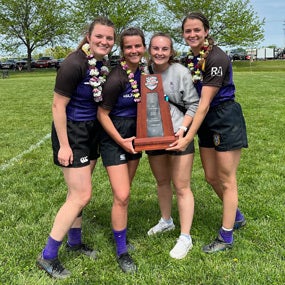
0, 62, 284, 284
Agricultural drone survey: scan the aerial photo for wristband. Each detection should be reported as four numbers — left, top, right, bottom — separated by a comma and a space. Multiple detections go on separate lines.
178, 126, 188, 132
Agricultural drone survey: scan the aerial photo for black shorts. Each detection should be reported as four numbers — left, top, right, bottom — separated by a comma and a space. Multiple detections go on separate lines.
51, 120, 101, 168
100, 116, 142, 167
146, 139, 195, 156
198, 100, 248, 151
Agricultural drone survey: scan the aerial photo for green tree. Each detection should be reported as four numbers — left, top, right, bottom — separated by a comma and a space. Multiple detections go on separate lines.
0, 0, 265, 67
0, 0, 72, 70
45, 46, 74, 60
70, 0, 157, 54
155, 0, 265, 48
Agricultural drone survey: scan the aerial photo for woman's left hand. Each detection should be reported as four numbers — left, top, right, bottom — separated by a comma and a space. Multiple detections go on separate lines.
166, 137, 189, 152
175, 128, 185, 139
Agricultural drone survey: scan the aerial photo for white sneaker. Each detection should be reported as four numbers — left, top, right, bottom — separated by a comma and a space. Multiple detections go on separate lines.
169, 235, 193, 259
147, 218, 175, 236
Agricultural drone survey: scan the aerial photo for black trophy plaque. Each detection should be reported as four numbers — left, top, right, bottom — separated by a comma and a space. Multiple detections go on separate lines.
134, 74, 176, 151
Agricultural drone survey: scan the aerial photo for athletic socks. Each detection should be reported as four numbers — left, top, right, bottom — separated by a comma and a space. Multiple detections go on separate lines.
113, 228, 127, 256
42, 235, 62, 260
219, 227, 233, 244
235, 208, 245, 222
219, 208, 243, 243
67, 228, 82, 246
162, 217, 173, 224
42, 227, 82, 260
180, 233, 191, 240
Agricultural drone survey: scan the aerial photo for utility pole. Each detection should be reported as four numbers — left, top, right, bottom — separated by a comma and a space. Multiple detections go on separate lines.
283, 20, 285, 47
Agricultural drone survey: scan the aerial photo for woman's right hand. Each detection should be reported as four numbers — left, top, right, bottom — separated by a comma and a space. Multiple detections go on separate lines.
58, 145, 73, 166
120, 136, 137, 154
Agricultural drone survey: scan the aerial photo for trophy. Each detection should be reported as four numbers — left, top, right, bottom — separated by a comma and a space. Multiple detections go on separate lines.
134, 74, 176, 151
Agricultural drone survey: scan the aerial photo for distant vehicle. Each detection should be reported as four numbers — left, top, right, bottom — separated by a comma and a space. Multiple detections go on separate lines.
55, 58, 65, 70
275, 48, 285, 59
16, 58, 36, 69
34, 56, 57, 68
229, 49, 247, 60
1, 59, 17, 69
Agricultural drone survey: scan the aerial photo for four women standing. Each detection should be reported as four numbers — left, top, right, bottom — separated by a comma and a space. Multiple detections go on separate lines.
38, 11, 247, 279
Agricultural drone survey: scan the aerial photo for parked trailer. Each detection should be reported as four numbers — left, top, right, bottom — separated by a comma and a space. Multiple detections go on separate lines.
256, 48, 275, 59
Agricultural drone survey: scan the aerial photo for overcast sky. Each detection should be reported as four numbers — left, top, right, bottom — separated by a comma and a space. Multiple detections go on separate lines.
250, 0, 285, 47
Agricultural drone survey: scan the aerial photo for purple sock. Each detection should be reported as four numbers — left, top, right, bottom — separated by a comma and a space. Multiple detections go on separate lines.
42, 235, 62, 260
235, 208, 244, 222
219, 227, 233, 244
67, 228, 82, 246
113, 228, 127, 256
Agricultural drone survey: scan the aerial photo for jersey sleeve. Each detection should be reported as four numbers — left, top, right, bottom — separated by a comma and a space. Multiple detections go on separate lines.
54, 52, 87, 98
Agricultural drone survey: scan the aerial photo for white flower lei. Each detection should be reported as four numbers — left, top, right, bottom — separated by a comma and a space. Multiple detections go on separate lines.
82, 43, 109, 102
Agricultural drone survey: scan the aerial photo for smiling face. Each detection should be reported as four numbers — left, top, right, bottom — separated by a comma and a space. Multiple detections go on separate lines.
122, 35, 146, 72
182, 18, 209, 55
149, 35, 174, 72
87, 23, 115, 60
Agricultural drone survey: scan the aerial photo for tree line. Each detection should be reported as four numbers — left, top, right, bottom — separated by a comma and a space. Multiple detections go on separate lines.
0, 0, 264, 70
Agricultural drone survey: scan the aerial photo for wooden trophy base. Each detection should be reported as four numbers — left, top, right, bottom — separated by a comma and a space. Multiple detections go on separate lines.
134, 136, 176, 151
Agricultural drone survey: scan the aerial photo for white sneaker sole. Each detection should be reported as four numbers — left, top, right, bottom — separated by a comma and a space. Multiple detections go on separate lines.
147, 224, 175, 236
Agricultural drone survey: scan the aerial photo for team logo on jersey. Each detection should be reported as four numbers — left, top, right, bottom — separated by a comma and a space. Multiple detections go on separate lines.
211, 66, 223, 77
213, 133, 221, 146
145, 76, 158, 90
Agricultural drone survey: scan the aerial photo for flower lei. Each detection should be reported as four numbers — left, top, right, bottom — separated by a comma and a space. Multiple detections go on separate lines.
82, 43, 109, 102
120, 59, 147, 102
186, 38, 213, 83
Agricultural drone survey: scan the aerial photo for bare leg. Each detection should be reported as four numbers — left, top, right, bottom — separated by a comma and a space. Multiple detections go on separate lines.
49, 165, 93, 241
200, 147, 241, 229
171, 154, 194, 235
106, 159, 140, 231
148, 154, 173, 220
70, 159, 97, 228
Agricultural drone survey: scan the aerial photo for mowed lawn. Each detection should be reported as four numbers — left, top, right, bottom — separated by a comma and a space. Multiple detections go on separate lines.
0, 63, 284, 285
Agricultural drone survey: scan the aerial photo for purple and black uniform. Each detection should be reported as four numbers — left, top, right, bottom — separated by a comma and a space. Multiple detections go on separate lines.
51, 50, 103, 167
193, 45, 248, 151
193, 45, 235, 106
99, 65, 142, 167
54, 50, 103, 120
100, 65, 139, 117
